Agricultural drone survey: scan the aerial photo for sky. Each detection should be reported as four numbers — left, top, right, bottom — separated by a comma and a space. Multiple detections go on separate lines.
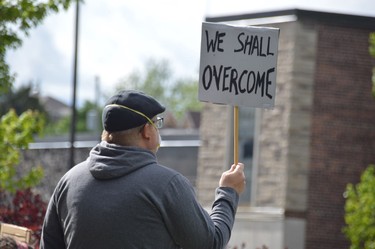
6, 0, 375, 106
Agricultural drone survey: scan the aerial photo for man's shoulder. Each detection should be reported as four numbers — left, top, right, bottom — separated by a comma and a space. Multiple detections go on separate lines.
145, 163, 180, 177
139, 163, 191, 186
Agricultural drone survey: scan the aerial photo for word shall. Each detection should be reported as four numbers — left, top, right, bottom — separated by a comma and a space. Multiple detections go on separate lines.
205, 31, 275, 57
234, 32, 274, 56
201, 64, 275, 99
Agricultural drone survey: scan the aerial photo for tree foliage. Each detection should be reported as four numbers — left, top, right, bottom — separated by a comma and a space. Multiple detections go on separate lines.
0, 109, 45, 193
170, 77, 203, 119
0, 0, 73, 191
45, 100, 101, 135
0, 0, 74, 92
0, 188, 47, 246
344, 165, 375, 249
116, 59, 171, 105
370, 33, 375, 99
0, 0, 74, 242
116, 58, 202, 121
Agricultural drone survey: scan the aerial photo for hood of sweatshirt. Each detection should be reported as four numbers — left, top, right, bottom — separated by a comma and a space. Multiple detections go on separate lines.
88, 141, 157, 180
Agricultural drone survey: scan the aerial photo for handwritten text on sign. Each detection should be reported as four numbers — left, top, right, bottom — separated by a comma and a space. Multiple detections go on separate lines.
199, 22, 280, 108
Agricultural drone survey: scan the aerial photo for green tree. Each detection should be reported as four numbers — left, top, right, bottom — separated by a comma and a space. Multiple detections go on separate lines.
344, 165, 375, 249
45, 100, 101, 135
0, 0, 74, 187
0, 0, 74, 190
170, 77, 202, 119
116, 58, 202, 121
370, 33, 375, 98
0, 0, 73, 92
0, 109, 45, 193
116, 59, 171, 105
77, 100, 101, 132
0, 0, 74, 240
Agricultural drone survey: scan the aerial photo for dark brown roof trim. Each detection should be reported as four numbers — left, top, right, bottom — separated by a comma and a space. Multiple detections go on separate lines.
205, 8, 375, 30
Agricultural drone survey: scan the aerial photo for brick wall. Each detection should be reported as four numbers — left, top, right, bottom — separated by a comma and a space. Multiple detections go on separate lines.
307, 24, 375, 249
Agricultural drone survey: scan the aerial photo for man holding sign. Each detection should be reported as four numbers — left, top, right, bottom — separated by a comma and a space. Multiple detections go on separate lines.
40, 90, 245, 249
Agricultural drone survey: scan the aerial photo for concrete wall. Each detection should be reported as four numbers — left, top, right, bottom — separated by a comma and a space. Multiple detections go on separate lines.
21, 139, 199, 202
197, 103, 231, 206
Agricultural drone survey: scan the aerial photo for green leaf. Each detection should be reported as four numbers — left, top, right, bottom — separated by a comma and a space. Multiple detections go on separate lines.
0, 109, 45, 193
344, 165, 375, 248
0, 0, 74, 95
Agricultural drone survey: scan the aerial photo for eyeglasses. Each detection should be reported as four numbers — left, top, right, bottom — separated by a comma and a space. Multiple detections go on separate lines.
152, 117, 164, 129
139, 116, 163, 133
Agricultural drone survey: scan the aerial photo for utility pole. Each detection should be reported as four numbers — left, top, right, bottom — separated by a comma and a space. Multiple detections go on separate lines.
69, 0, 80, 169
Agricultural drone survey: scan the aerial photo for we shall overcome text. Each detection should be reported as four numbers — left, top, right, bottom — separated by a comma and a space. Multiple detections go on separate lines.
199, 22, 279, 108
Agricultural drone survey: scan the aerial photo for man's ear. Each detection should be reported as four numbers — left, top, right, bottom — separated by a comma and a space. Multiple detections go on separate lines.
140, 123, 152, 140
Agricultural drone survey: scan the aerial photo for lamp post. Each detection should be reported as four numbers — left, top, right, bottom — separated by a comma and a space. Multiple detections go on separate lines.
69, 0, 80, 169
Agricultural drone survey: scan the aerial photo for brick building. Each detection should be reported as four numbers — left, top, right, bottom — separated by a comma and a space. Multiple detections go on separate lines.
197, 9, 375, 249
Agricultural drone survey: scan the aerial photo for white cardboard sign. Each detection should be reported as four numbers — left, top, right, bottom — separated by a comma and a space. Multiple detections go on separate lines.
198, 22, 280, 108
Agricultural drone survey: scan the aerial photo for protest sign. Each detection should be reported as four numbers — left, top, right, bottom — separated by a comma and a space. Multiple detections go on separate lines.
198, 22, 280, 164
199, 22, 279, 108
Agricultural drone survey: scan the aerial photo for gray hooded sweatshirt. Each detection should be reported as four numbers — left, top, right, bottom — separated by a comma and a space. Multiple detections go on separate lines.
40, 141, 239, 249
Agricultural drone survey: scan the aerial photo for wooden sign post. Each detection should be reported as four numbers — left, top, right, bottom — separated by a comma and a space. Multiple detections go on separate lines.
234, 105, 239, 164
198, 22, 280, 164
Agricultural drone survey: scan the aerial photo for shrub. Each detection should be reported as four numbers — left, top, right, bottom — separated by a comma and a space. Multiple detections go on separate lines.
0, 188, 47, 248
343, 164, 375, 249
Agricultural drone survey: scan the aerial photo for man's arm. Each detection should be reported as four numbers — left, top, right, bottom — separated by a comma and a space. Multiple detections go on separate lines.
160, 163, 245, 249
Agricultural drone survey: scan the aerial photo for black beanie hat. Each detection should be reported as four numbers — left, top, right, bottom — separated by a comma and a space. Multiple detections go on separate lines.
102, 90, 165, 132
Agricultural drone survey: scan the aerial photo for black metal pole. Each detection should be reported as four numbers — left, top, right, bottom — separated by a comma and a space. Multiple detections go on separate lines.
69, 0, 80, 169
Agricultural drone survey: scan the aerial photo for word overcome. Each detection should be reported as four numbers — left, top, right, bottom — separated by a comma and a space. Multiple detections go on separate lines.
202, 65, 275, 99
